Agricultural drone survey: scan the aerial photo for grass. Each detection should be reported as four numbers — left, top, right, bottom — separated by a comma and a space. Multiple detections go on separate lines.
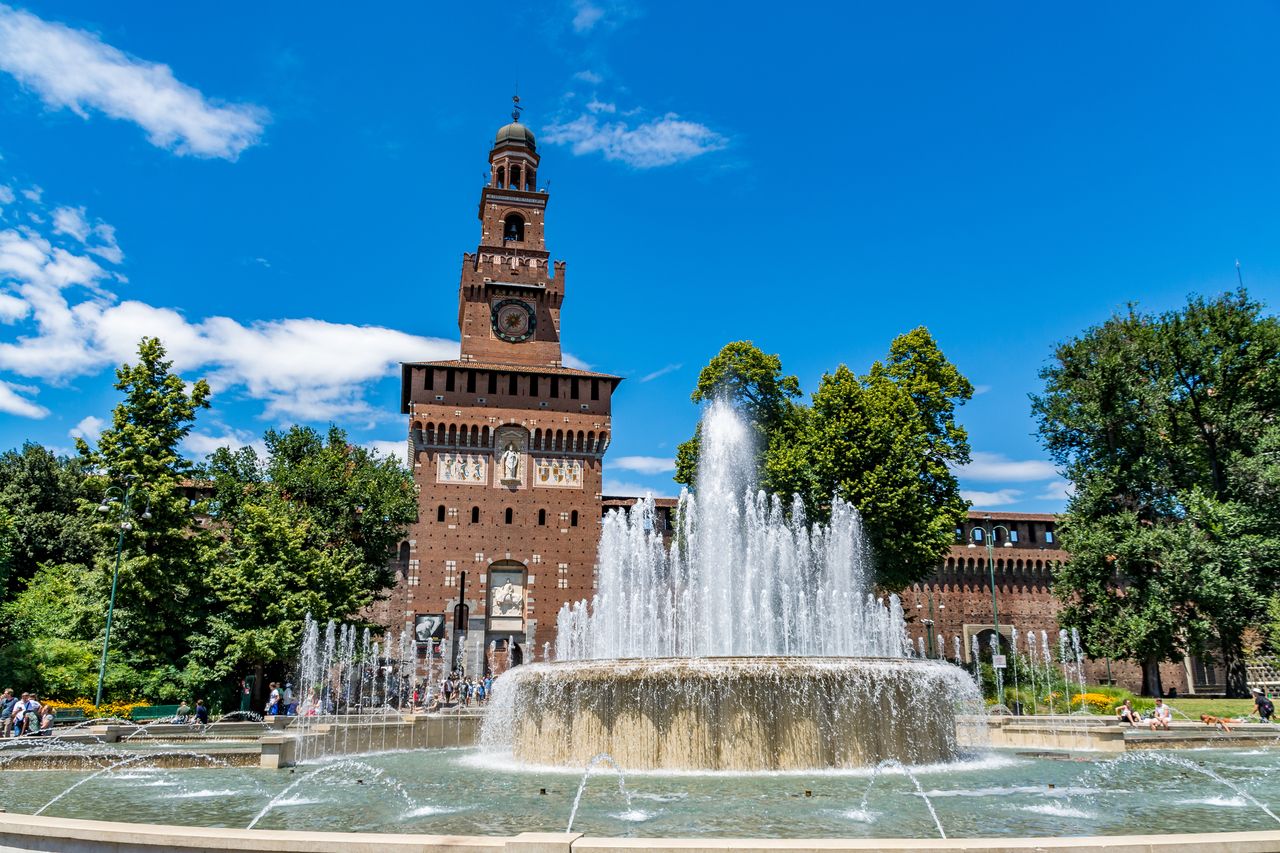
1161, 698, 1262, 720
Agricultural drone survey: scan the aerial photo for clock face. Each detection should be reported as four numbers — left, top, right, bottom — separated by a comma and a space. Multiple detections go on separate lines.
492, 299, 536, 343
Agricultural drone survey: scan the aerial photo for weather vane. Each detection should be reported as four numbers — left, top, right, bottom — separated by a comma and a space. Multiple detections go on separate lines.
511, 94, 523, 123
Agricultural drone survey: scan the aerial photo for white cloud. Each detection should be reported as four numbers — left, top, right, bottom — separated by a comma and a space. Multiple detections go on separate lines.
640, 362, 681, 383
962, 488, 1023, 508
0, 378, 47, 417
1035, 479, 1075, 502
21, 186, 40, 203
68, 414, 104, 442
0, 291, 27, 322
364, 439, 408, 466
562, 352, 592, 371
0, 4, 267, 160
52, 205, 122, 263
611, 455, 674, 475
0, 185, 13, 205
573, 70, 603, 85
571, 0, 606, 32
544, 112, 727, 168
602, 476, 661, 497
0, 194, 458, 423
958, 451, 1057, 483
972, 384, 992, 395
586, 99, 616, 114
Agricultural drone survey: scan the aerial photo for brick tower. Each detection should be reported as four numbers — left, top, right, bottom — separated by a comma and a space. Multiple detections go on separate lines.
397, 99, 619, 675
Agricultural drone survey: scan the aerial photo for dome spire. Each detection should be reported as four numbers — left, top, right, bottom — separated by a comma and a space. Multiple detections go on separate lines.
511, 93, 523, 124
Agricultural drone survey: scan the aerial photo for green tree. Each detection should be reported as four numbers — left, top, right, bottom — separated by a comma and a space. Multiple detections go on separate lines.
1034, 290, 1280, 696
76, 337, 213, 700
0, 443, 95, 604
792, 337, 972, 589
186, 426, 417, 698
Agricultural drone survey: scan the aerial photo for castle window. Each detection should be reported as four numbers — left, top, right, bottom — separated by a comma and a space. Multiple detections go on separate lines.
510, 166, 521, 189
508, 373, 518, 395
973, 528, 984, 543
496, 166, 505, 188
487, 372, 497, 394
530, 375, 539, 396
571, 510, 579, 527
1009, 530, 1019, 544
437, 505, 446, 523
538, 509, 546, 526
557, 563, 569, 590
591, 379, 599, 401
550, 376, 560, 398
1044, 530, 1055, 544
424, 369, 434, 390
471, 506, 480, 524
954, 527, 964, 543
505, 507, 514, 525
504, 213, 525, 242
444, 560, 457, 586
467, 370, 476, 393
571, 378, 580, 399
446, 370, 456, 392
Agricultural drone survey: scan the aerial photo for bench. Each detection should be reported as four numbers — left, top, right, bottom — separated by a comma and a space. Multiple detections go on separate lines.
129, 704, 182, 722
53, 709, 87, 726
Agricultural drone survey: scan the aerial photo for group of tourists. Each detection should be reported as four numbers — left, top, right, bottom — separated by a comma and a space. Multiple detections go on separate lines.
421, 672, 492, 711
1114, 690, 1275, 729
0, 689, 55, 736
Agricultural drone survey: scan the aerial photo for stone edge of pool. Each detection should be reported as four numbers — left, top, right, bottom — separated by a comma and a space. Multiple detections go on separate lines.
2, 813, 1280, 853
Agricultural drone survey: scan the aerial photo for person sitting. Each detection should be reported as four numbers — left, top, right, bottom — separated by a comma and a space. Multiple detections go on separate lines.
1115, 699, 1140, 726
1254, 690, 1274, 722
1149, 697, 1172, 731
175, 700, 191, 723
194, 699, 209, 726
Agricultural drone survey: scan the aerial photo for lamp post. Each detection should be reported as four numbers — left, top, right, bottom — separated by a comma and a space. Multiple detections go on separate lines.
95, 479, 150, 707
915, 591, 944, 658
967, 514, 1012, 656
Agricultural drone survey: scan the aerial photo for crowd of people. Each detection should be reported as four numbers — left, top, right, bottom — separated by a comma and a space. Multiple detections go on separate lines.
420, 672, 493, 711
0, 689, 56, 736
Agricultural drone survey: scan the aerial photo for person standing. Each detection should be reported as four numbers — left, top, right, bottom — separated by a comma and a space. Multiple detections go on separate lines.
282, 682, 295, 716
0, 689, 15, 737
267, 682, 281, 716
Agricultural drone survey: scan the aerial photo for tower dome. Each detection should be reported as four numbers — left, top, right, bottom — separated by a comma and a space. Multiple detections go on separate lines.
495, 120, 535, 150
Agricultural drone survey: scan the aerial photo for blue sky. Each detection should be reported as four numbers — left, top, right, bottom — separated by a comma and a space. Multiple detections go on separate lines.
2, 2, 1280, 511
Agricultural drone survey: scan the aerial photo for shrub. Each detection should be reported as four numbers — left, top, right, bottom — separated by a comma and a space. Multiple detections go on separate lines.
46, 697, 149, 720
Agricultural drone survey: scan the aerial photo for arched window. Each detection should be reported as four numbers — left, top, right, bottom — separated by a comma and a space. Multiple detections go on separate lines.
571, 510, 579, 527
505, 507, 514, 525
504, 214, 525, 242
510, 165, 521, 189
496, 166, 505, 187
471, 506, 480, 524
538, 509, 546, 526
436, 505, 446, 522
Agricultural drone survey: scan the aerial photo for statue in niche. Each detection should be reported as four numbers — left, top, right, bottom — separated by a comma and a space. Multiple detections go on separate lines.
501, 443, 520, 482
493, 580, 523, 617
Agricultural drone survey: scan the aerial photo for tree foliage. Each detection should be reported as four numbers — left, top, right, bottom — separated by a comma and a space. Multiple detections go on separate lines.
0, 443, 95, 603
186, 427, 418, 694
1034, 290, 1280, 696
0, 337, 416, 706
678, 331, 972, 589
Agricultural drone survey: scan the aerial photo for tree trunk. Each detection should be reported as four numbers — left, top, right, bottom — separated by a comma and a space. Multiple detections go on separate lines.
1219, 632, 1251, 698
1141, 654, 1164, 697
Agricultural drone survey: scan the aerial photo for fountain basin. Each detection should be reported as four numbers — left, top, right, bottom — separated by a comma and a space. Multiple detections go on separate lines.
486, 656, 981, 771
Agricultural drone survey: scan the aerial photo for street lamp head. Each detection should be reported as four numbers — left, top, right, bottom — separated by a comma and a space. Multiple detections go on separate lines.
97, 502, 110, 513
120, 521, 132, 531
967, 543, 976, 549
1002, 541, 1013, 548
140, 504, 152, 521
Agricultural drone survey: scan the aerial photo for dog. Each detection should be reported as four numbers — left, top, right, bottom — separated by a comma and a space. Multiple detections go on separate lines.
1200, 713, 1233, 732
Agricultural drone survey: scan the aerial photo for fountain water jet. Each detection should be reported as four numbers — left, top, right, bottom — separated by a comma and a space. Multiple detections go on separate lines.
485, 402, 981, 770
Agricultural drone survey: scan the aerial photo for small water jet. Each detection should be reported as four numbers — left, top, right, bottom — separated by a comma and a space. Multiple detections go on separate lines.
565, 752, 633, 833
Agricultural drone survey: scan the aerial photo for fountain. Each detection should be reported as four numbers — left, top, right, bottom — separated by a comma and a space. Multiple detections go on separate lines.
485, 401, 981, 770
